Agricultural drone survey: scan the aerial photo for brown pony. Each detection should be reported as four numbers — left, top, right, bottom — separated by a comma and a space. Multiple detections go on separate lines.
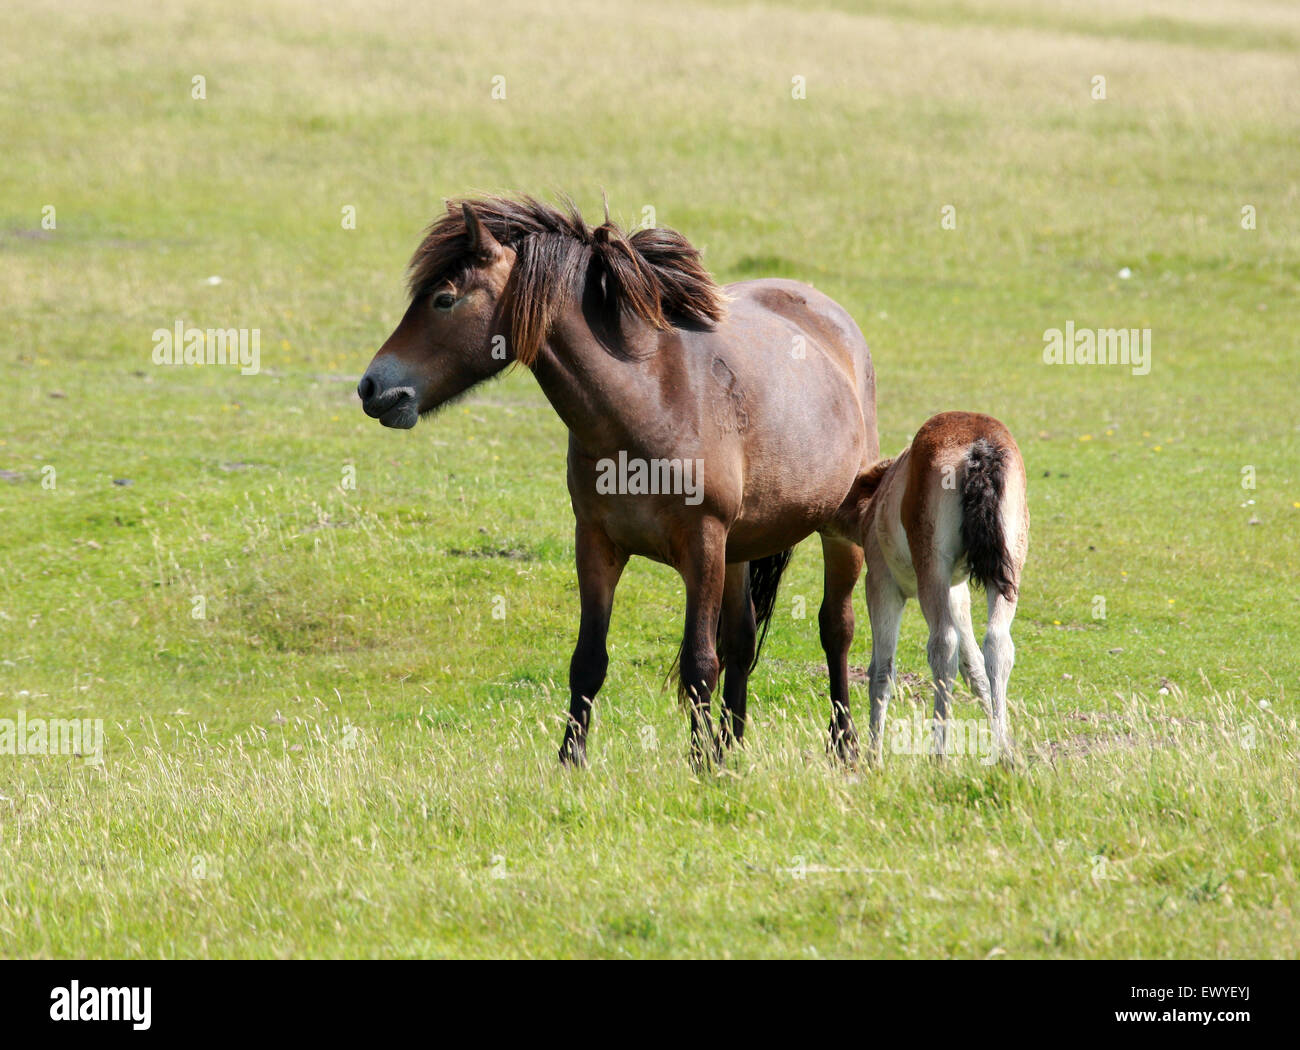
358, 196, 878, 767
851, 411, 1028, 766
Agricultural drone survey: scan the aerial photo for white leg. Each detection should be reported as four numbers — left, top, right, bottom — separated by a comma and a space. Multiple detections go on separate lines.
952, 582, 998, 762
951, 582, 992, 707
919, 577, 959, 761
984, 589, 1018, 760
865, 572, 906, 767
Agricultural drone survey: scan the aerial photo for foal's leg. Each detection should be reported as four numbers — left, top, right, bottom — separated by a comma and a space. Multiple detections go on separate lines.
917, 572, 960, 761
950, 582, 993, 707
951, 581, 999, 765
718, 562, 756, 750
558, 520, 627, 766
865, 569, 906, 768
983, 588, 1019, 761
677, 520, 728, 770
819, 534, 864, 764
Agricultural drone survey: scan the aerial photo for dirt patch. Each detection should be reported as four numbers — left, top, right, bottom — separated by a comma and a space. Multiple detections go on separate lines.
447, 545, 534, 561
844, 665, 926, 690
1035, 729, 1179, 762
4, 228, 54, 241
1037, 731, 1140, 761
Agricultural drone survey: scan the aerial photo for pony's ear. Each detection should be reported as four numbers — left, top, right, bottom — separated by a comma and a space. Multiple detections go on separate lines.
462, 203, 504, 262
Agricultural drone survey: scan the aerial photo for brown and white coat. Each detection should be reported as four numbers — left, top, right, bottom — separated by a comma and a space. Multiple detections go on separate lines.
849, 411, 1029, 764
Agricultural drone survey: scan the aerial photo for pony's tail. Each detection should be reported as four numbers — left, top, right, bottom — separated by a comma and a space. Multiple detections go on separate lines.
747, 548, 793, 672
960, 439, 1017, 600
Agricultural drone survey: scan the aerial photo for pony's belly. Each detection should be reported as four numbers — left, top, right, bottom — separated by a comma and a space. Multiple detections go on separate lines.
727, 464, 861, 558
724, 515, 823, 563
879, 529, 916, 596
567, 431, 861, 564
875, 486, 917, 595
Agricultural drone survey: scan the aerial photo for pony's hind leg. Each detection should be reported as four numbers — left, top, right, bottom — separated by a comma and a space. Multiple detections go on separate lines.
819, 534, 864, 764
950, 582, 993, 706
718, 563, 756, 750
559, 520, 627, 766
984, 588, 1018, 761
951, 581, 999, 766
865, 568, 906, 768
917, 573, 961, 761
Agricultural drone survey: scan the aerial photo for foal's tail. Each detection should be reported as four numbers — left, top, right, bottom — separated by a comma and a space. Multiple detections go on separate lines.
960, 439, 1018, 600
747, 548, 793, 672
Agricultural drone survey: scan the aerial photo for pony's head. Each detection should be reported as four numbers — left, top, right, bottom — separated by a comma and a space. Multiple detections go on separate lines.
358, 195, 725, 428
358, 202, 515, 428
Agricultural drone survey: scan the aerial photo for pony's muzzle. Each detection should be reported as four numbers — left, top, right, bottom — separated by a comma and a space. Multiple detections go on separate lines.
358, 366, 419, 429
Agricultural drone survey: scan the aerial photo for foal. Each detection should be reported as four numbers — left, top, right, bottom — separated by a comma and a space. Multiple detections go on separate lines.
851, 412, 1028, 765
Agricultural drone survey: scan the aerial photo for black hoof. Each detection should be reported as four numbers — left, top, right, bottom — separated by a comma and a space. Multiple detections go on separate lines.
689, 741, 722, 774
558, 734, 587, 768
827, 721, 860, 767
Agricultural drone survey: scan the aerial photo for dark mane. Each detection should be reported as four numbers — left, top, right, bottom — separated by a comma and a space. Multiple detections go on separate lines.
406, 195, 727, 366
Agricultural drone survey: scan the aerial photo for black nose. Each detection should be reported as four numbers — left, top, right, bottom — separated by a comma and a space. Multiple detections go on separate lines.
358, 359, 420, 427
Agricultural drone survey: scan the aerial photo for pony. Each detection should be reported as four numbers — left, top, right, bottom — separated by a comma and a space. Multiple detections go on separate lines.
358, 196, 878, 767
850, 411, 1028, 765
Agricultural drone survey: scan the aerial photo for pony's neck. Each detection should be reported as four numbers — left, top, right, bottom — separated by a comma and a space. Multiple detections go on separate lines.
528, 301, 660, 457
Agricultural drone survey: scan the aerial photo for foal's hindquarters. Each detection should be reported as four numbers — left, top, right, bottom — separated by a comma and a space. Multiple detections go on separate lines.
855, 412, 1029, 766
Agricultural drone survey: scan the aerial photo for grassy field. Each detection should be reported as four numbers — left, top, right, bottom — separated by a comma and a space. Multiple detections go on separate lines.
1, 0, 1297, 958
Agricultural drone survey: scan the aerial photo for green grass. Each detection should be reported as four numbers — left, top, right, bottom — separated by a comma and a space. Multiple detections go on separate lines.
1, 0, 1297, 957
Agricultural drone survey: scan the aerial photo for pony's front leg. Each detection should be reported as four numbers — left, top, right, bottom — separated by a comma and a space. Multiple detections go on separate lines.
677, 520, 728, 771
558, 520, 627, 767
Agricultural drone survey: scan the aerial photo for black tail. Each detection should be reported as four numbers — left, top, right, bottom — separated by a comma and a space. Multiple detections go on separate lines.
960, 439, 1017, 600
746, 548, 793, 672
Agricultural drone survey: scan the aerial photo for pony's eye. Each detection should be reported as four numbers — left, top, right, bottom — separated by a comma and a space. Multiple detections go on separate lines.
433, 292, 456, 310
